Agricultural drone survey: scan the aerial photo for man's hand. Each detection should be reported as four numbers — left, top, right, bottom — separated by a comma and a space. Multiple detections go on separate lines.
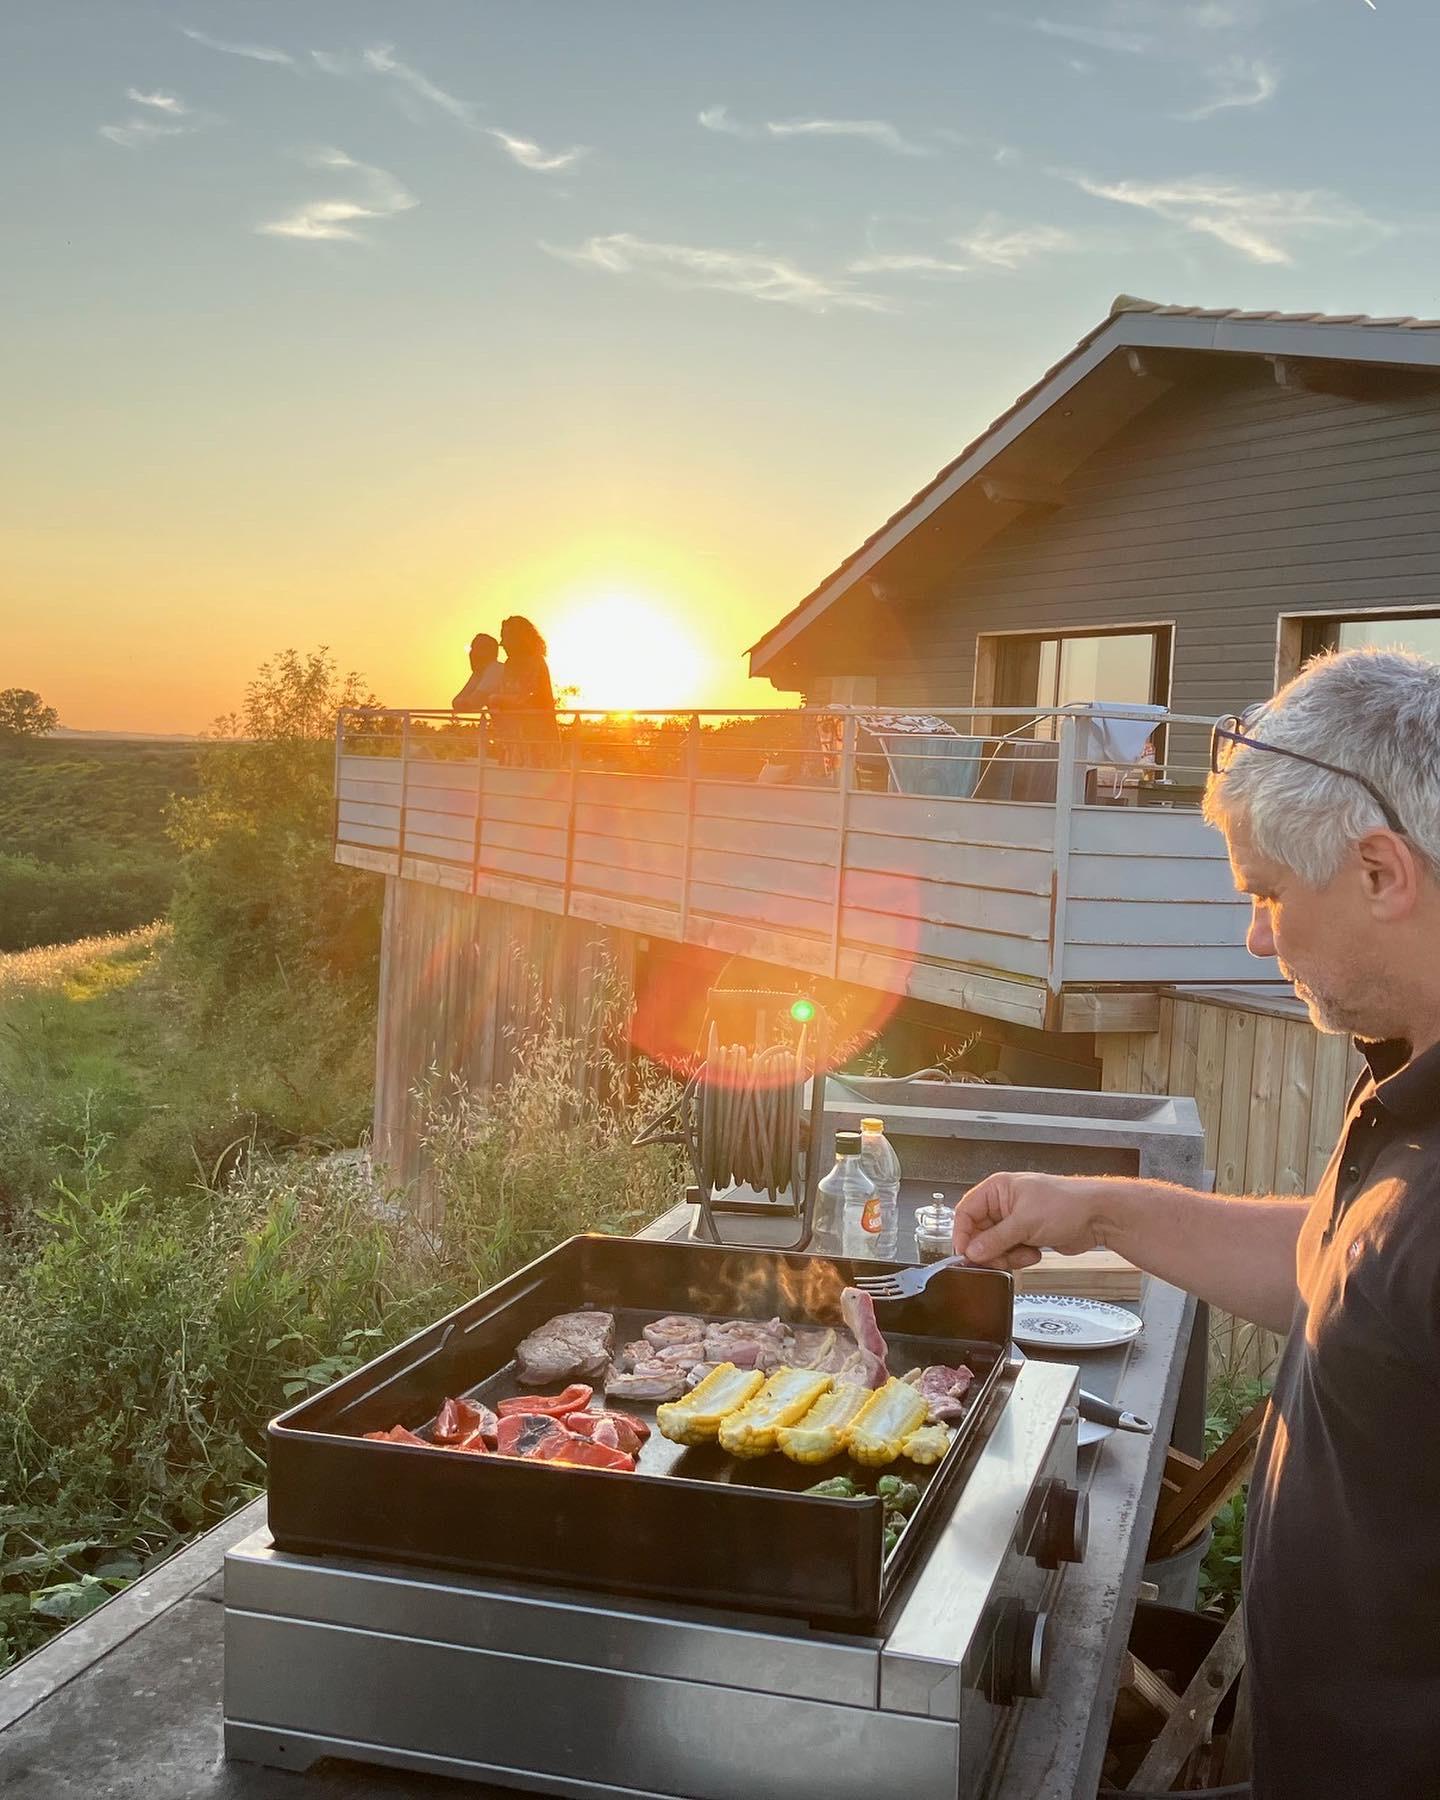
953, 1172, 1116, 1270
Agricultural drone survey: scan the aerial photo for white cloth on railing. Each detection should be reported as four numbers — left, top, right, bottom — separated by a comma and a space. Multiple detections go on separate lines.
1062, 701, 1167, 800
1062, 701, 1166, 765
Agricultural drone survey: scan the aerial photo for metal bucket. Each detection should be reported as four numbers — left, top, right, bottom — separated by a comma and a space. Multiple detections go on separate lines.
1142, 1522, 1213, 1611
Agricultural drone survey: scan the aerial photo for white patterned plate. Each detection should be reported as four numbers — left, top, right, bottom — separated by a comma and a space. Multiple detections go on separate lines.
1012, 1295, 1142, 1351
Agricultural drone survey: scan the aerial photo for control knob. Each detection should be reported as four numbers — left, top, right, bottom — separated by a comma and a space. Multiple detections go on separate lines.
1035, 1480, 1089, 1569
988, 1599, 1053, 1706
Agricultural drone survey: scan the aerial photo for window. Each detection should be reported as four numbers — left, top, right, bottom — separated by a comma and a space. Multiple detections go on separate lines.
979, 626, 1172, 739
1278, 608, 1440, 686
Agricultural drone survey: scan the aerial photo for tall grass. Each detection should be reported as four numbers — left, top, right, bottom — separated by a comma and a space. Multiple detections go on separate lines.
0, 995, 682, 1671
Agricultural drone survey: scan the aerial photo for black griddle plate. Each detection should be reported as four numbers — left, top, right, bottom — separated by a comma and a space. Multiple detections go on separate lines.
268, 1234, 1013, 1633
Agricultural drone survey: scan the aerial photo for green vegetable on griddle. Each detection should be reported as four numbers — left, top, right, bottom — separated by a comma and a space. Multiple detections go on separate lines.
804, 1475, 861, 1499
876, 1475, 921, 1516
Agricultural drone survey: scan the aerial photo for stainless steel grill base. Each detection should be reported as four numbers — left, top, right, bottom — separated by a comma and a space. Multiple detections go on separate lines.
225, 1361, 1080, 1800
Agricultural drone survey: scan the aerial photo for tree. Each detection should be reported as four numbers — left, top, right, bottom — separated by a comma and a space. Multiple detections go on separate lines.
169, 649, 382, 992
0, 688, 59, 741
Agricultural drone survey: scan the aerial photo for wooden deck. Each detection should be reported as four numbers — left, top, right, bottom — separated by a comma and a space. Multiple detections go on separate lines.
334, 707, 1274, 1033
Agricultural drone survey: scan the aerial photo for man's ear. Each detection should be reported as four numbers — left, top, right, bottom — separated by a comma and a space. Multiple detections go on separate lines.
1357, 830, 1421, 922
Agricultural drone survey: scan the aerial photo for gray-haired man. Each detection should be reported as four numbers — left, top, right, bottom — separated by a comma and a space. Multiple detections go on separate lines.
952, 648, 1440, 1799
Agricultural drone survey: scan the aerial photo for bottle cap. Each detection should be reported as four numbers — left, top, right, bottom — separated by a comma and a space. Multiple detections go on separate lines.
859, 1117, 885, 1133
834, 1131, 862, 1155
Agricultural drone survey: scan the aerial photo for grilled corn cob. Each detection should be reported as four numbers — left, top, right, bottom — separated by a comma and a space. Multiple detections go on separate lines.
776, 1384, 870, 1464
846, 1378, 931, 1467
655, 1363, 765, 1446
900, 1424, 951, 1466
717, 1368, 833, 1459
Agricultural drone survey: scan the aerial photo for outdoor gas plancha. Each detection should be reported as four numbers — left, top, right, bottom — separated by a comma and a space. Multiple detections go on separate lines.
226, 1235, 1089, 1799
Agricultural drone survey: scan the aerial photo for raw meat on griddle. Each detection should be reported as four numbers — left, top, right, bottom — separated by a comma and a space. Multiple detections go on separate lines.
791, 1326, 862, 1375
702, 1317, 795, 1371
605, 1365, 690, 1403
840, 1288, 891, 1389
643, 1314, 707, 1348
515, 1310, 616, 1387
917, 1364, 974, 1424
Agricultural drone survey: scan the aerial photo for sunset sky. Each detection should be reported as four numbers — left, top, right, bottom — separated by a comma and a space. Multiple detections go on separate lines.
5, 0, 1434, 732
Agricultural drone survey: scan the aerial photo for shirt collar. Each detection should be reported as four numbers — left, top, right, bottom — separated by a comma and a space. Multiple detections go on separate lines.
1360, 1035, 1440, 1124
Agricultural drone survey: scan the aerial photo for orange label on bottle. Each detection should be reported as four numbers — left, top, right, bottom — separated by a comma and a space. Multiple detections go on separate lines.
861, 1198, 883, 1233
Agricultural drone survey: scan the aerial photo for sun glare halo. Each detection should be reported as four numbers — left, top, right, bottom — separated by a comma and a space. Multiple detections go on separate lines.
545, 594, 708, 713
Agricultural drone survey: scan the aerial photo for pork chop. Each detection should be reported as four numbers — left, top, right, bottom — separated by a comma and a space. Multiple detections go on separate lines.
515, 1310, 616, 1387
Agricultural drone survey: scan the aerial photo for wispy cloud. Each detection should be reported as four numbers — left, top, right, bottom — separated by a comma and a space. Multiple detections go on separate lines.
700, 104, 931, 157
543, 232, 890, 313
851, 217, 1074, 282
954, 220, 1076, 268
181, 26, 293, 65
1069, 172, 1377, 265
362, 43, 474, 123
1181, 55, 1278, 119
486, 128, 584, 173
1028, 17, 1151, 54
849, 251, 970, 278
100, 115, 192, 148
127, 88, 188, 114
317, 44, 586, 174
258, 148, 417, 243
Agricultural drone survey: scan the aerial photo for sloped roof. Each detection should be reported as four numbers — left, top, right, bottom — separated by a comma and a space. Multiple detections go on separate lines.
748, 295, 1440, 678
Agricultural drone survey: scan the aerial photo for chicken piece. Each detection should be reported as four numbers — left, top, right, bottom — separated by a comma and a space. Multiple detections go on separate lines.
703, 1318, 795, 1372
656, 1362, 766, 1446
718, 1368, 834, 1459
642, 1314, 707, 1349
605, 1365, 689, 1403
617, 1340, 651, 1374
917, 1364, 974, 1425
840, 1288, 891, 1389
846, 1378, 930, 1467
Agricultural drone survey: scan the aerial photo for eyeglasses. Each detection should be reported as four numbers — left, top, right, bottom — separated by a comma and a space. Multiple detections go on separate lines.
1210, 708, 1408, 836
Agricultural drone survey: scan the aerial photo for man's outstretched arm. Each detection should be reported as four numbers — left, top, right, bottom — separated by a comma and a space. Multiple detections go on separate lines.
953, 1174, 1307, 1334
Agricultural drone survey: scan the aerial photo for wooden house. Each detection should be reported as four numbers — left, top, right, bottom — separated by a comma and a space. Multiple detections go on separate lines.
337, 298, 1440, 1216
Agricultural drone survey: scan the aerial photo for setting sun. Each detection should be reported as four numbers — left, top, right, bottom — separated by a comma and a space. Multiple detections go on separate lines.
545, 593, 709, 713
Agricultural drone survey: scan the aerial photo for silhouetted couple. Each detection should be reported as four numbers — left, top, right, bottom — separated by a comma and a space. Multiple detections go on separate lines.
452, 615, 560, 765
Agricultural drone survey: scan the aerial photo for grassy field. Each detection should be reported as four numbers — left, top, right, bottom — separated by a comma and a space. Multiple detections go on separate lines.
0, 740, 199, 952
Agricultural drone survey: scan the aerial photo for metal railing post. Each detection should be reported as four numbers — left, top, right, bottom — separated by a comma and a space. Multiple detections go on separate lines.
562, 713, 580, 916
1047, 712, 1077, 1002
470, 711, 488, 896
678, 712, 699, 941
332, 708, 345, 857
828, 714, 856, 978
397, 710, 411, 877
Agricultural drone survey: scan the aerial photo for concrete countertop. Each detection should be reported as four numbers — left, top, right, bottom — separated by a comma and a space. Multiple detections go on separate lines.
0, 1206, 1195, 1800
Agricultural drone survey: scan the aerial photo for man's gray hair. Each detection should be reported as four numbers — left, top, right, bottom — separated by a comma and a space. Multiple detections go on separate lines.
1204, 646, 1440, 887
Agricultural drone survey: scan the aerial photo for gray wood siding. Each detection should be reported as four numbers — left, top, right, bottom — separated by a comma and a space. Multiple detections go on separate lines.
851, 370, 1440, 742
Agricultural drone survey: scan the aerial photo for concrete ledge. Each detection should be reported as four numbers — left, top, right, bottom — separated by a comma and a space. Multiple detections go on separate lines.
0, 1496, 267, 1733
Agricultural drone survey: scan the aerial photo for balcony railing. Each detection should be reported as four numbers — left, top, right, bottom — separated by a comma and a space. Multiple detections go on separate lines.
333, 704, 1272, 1031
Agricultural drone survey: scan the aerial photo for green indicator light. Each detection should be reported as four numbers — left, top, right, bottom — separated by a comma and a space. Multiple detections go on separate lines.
789, 998, 816, 1023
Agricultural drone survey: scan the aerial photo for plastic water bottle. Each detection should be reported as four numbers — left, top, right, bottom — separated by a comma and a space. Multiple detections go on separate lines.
857, 1117, 902, 1259
817, 1131, 876, 1253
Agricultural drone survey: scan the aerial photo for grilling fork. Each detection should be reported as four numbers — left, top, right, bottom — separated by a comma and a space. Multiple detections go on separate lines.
850, 1259, 1152, 1435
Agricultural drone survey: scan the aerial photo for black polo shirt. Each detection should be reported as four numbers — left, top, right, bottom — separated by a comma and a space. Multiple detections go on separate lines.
1245, 1035, 1440, 1799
